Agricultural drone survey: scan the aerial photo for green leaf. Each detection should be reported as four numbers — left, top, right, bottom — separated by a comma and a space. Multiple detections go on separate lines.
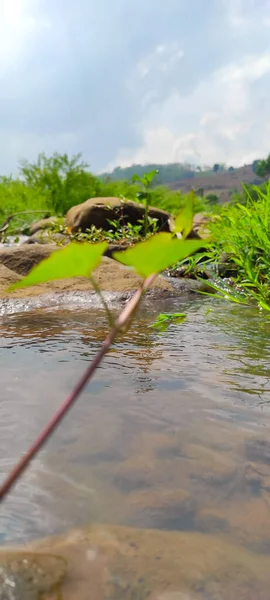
131, 170, 158, 188
10, 242, 108, 289
173, 191, 194, 238
143, 169, 159, 186
113, 233, 205, 278
151, 312, 186, 332
136, 191, 148, 203
131, 174, 143, 184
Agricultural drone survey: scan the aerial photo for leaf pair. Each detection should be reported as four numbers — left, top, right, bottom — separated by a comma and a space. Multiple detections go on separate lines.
9, 192, 204, 290
10, 234, 205, 290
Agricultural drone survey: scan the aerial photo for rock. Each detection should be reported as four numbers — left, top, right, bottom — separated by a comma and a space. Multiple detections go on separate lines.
17, 524, 270, 599
29, 217, 58, 236
0, 264, 21, 292
65, 197, 171, 233
192, 213, 210, 239
0, 244, 57, 276
24, 232, 68, 245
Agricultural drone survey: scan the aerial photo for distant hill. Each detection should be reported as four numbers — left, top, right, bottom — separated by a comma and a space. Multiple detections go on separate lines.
101, 163, 265, 203
168, 165, 265, 203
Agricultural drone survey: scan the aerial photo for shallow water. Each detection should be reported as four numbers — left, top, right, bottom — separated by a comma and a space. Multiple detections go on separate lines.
1, 299, 270, 596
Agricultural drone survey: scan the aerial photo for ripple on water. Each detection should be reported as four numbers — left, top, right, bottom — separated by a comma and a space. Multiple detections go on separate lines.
1, 302, 270, 597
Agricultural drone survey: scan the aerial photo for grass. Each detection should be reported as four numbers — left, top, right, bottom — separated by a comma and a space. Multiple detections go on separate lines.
174, 181, 270, 311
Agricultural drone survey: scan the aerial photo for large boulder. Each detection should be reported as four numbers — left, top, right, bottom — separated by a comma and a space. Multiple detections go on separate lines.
0, 244, 57, 276
65, 197, 171, 233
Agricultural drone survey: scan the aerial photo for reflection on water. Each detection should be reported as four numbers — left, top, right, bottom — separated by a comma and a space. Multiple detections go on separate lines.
1, 300, 270, 597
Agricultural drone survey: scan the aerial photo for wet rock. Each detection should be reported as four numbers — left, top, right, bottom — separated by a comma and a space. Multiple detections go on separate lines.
0, 244, 57, 276
0, 265, 21, 292
21, 524, 270, 600
24, 232, 68, 245
0, 552, 66, 600
65, 197, 171, 233
29, 217, 58, 236
191, 213, 210, 239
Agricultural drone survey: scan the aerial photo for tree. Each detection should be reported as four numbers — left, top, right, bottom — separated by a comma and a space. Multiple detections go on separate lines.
206, 193, 219, 204
255, 154, 270, 178
20, 153, 100, 214
213, 163, 219, 174
251, 159, 260, 174
228, 166, 235, 173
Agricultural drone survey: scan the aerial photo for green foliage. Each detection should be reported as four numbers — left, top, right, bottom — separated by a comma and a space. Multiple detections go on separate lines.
255, 153, 270, 178
150, 312, 186, 332
131, 169, 159, 187
20, 152, 100, 214
173, 192, 194, 238
131, 169, 159, 236
113, 233, 205, 278
205, 193, 219, 205
201, 182, 270, 310
0, 154, 206, 234
53, 216, 159, 245
11, 242, 107, 290
213, 164, 219, 174
101, 163, 197, 184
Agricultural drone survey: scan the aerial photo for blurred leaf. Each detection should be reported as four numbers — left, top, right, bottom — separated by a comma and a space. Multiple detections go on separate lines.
174, 191, 194, 238
143, 169, 159, 186
131, 174, 143, 184
10, 242, 107, 289
136, 191, 148, 203
113, 233, 205, 278
132, 170, 158, 188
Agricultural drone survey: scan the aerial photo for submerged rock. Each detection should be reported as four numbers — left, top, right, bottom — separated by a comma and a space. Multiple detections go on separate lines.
0, 552, 66, 600
1, 524, 267, 599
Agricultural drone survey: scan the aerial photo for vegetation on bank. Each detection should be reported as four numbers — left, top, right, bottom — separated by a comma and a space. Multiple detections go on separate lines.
0, 153, 205, 234
175, 181, 270, 311
1, 151, 270, 312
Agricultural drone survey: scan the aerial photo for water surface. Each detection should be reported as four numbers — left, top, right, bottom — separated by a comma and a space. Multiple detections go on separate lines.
1, 299, 270, 596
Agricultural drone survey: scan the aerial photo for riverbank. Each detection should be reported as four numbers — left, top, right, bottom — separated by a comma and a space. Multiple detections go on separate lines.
0, 244, 209, 310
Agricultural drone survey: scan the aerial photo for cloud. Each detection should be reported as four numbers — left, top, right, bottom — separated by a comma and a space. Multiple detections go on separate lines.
106, 50, 270, 169
0, 0, 270, 175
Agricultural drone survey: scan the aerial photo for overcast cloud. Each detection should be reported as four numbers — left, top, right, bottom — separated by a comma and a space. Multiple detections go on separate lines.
0, 0, 270, 174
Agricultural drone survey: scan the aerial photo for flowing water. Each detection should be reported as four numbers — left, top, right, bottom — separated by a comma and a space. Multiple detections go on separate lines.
1, 298, 270, 598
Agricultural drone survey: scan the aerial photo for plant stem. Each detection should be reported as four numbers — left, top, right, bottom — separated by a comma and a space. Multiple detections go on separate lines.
144, 196, 149, 237
89, 274, 114, 327
0, 273, 156, 502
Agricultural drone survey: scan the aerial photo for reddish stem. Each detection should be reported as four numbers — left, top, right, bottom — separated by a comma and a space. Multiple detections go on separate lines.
0, 273, 156, 501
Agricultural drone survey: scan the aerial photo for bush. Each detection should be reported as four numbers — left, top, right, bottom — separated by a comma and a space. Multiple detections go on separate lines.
20, 153, 101, 214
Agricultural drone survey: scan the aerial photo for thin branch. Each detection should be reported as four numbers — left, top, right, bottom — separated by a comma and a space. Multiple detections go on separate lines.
0, 273, 156, 501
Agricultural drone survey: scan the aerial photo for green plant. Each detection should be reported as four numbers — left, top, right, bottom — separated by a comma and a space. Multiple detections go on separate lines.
20, 152, 101, 214
0, 203, 203, 500
255, 153, 270, 178
199, 183, 270, 311
131, 169, 159, 236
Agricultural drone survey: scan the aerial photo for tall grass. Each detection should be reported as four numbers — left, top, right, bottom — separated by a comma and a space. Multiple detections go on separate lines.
205, 182, 270, 310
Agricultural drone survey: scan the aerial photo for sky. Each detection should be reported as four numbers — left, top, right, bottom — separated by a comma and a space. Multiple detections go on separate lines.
0, 0, 270, 175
